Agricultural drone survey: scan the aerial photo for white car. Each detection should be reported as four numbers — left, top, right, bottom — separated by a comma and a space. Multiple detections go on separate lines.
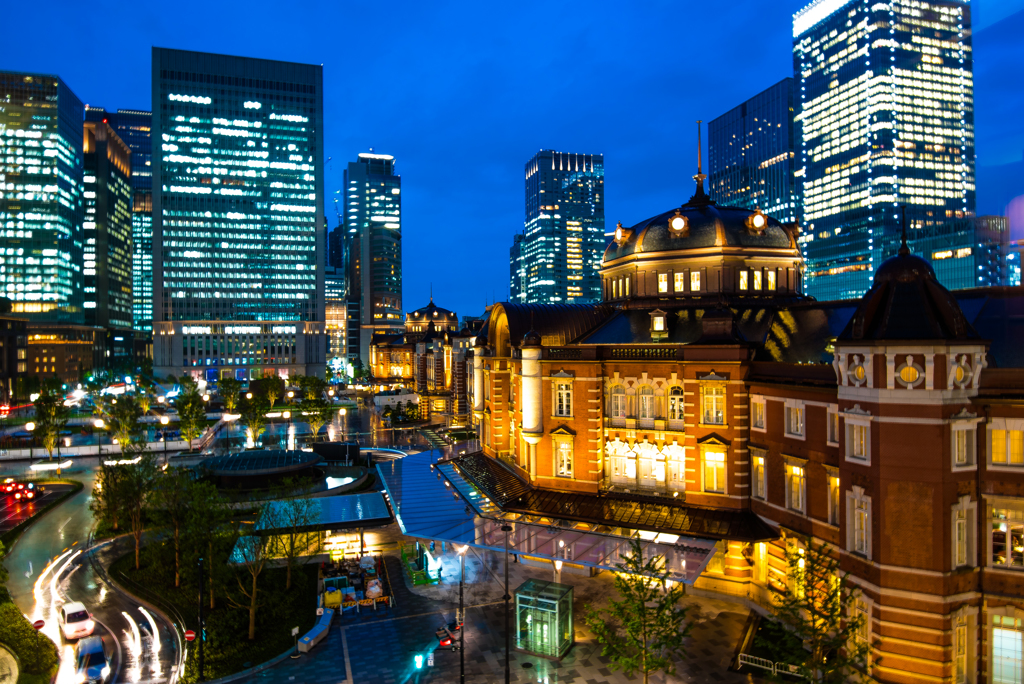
60, 602, 95, 640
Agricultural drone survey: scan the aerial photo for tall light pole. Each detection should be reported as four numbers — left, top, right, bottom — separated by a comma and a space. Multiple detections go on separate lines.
160, 416, 170, 464
501, 523, 513, 684
94, 419, 105, 457
25, 421, 34, 461
458, 544, 467, 684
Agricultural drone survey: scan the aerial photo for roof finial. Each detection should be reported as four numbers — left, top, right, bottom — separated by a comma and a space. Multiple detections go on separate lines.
430, 282, 433, 303
687, 120, 711, 206
899, 205, 909, 256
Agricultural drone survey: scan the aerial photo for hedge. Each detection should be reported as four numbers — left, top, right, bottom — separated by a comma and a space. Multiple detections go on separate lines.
0, 602, 58, 676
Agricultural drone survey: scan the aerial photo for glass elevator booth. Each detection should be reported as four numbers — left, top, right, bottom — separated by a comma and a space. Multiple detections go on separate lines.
514, 579, 574, 658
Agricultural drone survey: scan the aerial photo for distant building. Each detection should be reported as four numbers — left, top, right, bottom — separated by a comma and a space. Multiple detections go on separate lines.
85, 108, 153, 335
344, 153, 402, 363
82, 120, 134, 366
0, 308, 28, 403
898, 215, 1011, 290
150, 48, 326, 382
708, 78, 799, 223
793, 0, 975, 301
26, 323, 103, 387
0, 71, 85, 323
511, 150, 605, 304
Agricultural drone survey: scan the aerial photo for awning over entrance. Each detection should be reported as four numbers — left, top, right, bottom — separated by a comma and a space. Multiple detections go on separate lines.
377, 451, 719, 584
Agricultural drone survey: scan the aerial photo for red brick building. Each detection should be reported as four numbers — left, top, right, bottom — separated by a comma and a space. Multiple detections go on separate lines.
469, 178, 1024, 683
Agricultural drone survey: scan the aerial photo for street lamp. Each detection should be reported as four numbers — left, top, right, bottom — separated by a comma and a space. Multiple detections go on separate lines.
94, 419, 105, 456
501, 523, 513, 684
202, 394, 210, 402
160, 416, 170, 464
157, 395, 166, 405
25, 421, 35, 461
246, 392, 252, 400
283, 411, 292, 450
458, 544, 467, 684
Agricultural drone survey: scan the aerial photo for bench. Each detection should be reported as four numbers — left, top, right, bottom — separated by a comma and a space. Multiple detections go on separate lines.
297, 608, 335, 653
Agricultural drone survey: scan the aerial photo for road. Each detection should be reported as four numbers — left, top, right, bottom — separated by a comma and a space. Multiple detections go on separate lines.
3, 461, 181, 684
0, 484, 76, 534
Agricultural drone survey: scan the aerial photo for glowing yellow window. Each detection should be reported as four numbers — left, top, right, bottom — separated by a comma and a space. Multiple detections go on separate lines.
691, 272, 701, 291
739, 271, 748, 290
766, 270, 776, 290
658, 273, 668, 293
674, 273, 685, 292
753, 271, 762, 290
899, 365, 919, 384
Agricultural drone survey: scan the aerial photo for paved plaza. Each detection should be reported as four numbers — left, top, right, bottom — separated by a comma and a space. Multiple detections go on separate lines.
250, 525, 759, 684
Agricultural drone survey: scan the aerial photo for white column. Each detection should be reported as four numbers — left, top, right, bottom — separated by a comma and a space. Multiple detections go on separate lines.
521, 346, 543, 444
472, 349, 485, 416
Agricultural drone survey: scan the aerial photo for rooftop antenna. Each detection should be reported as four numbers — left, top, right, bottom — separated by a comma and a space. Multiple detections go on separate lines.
688, 120, 710, 205
899, 205, 909, 256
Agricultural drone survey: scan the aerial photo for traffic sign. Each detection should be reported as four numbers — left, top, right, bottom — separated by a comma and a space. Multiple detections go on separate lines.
32, 620, 44, 630
184, 630, 196, 642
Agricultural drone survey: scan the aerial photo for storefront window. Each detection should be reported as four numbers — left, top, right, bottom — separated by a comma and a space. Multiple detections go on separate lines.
992, 507, 1024, 568
993, 615, 1023, 684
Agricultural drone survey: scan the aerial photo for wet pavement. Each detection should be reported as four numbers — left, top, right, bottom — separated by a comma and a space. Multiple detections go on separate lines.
0, 484, 76, 534
3, 462, 181, 684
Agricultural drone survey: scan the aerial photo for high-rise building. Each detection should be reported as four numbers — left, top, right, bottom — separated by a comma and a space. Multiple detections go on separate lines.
512, 150, 604, 304
899, 215, 1011, 290
86, 108, 154, 334
510, 233, 526, 301
793, 0, 975, 301
708, 78, 799, 223
150, 48, 326, 382
0, 71, 85, 322
343, 152, 401, 363
82, 119, 133, 365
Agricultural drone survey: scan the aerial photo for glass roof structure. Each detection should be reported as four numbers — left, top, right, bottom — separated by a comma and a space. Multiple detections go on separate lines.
377, 451, 718, 584
253, 492, 392, 534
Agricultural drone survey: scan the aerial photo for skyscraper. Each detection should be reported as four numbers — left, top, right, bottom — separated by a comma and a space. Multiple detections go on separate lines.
0, 71, 85, 322
793, 0, 975, 301
82, 119, 133, 364
512, 150, 604, 304
343, 152, 401, 363
151, 48, 326, 382
86, 108, 154, 334
708, 78, 799, 223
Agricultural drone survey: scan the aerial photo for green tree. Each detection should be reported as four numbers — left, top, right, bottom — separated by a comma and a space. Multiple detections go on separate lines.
33, 386, 70, 473
152, 467, 193, 587
240, 396, 268, 448
300, 396, 332, 443
122, 452, 158, 570
758, 535, 869, 683
109, 395, 144, 451
228, 503, 277, 640
351, 358, 365, 380
219, 377, 242, 413
91, 461, 129, 531
272, 489, 321, 590
182, 480, 226, 610
136, 391, 152, 416
583, 538, 692, 684
175, 378, 206, 451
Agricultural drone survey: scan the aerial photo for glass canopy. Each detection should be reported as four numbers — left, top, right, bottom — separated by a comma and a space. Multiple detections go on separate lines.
377, 451, 717, 583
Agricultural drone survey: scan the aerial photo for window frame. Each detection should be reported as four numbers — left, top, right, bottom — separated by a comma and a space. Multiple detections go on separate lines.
554, 435, 574, 478
846, 486, 872, 560
701, 384, 726, 426
844, 409, 872, 465
751, 447, 767, 500
990, 500, 1024, 570
690, 271, 701, 292
739, 270, 749, 291
638, 385, 656, 422
784, 400, 805, 440
827, 404, 840, 446
751, 395, 766, 432
667, 386, 684, 422
702, 448, 726, 494
657, 272, 668, 293
673, 272, 685, 292
988, 419, 1024, 471
826, 467, 840, 526
785, 458, 807, 514
951, 495, 977, 570
553, 380, 573, 418
608, 385, 626, 421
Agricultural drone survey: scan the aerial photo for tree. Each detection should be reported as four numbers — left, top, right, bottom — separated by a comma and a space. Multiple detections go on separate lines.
272, 489, 321, 590
297, 375, 326, 401
151, 467, 193, 587
219, 377, 242, 413
91, 461, 129, 531
228, 503, 277, 640
758, 535, 869, 683
351, 358, 365, 380
182, 480, 226, 610
109, 395, 144, 451
121, 452, 158, 570
239, 396, 268, 448
136, 391, 152, 416
300, 396, 332, 443
176, 378, 206, 451
583, 538, 692, 684
33, 386, 70, 473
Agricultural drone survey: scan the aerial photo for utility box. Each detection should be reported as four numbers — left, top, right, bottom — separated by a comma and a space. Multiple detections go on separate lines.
514, 579, 574, 659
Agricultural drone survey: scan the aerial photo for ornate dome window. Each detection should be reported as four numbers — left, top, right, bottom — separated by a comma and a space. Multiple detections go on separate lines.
650, 309, 668, 340
950, 354, 972, 389
669, 210, 688, 236
746, 210, 767, 234
613, 221, 632, 245
896, 356, 924, 389
847, 355, 868, 387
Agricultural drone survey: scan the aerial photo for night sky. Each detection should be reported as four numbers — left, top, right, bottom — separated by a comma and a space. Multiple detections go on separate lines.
3, 0, 1022, 317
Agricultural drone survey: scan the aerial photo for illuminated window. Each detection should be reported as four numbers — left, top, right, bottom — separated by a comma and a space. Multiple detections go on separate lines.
624, 277, 630, 297
638, 386, 655, 421
609, 385, 626, 421
991, 425, 1024, 467
751, 396, 766, 430
555, 382, 572, 417
667, 386, 684, 421
786, 463, 805, 513
992, 505, 1024, 569
658, 273, 668, 293
993, 614, 1023, 682
739, 271, 749, 291
753, 270, 762, 290
703, 451, 726, 493
674, 273, 685, 292
555, 437, 573, 478
752, 449, 766, 500
828, 474, 840, 525
847, 486, 871, 558
766, 270, 776, 290
691, 272, 701, 291
785, 402, 804, 437
702, 385, 725, 425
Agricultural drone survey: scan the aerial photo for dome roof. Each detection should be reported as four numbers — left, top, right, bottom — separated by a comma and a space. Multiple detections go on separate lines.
838, 247, 977, 342
603, 202, 794, 262
407, 298, 457, 320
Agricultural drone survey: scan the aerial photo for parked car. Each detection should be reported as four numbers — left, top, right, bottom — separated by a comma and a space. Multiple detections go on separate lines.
73, 635, 111, 683
60, 601, 95, 640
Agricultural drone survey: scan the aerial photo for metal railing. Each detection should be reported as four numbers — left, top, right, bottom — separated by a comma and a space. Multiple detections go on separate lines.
737, 653, 806, 679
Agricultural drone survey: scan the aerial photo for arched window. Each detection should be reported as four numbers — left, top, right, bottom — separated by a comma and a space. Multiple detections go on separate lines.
668, 386, 684, 421
638, 386, 655, 425
609, 385, 626, 423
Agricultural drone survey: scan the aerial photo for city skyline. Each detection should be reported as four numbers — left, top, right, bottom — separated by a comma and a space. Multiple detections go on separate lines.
2, 0, 1021, 318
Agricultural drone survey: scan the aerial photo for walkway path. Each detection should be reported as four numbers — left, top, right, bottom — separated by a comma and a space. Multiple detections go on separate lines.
248, 525, 759, 684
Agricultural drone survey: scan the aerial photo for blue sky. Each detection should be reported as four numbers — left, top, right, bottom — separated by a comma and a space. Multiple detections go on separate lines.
2, 0, 1022, 316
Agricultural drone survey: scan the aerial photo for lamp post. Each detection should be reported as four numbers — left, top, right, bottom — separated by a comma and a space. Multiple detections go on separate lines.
94, 419, 104, 457
283, 410, 292, 450
501, 523, 513, 684
25, 421, 34, 461
160, 416, 170, 464
458, 544, 467, 684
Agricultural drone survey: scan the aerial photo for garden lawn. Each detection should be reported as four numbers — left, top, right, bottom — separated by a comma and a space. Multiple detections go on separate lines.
110, 543, 319, 683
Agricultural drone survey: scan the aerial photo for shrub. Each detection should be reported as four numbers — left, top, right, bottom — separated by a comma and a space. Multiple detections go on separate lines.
0, 602, 58, 675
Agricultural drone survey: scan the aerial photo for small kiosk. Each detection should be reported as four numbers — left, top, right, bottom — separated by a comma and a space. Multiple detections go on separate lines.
514, 579, 574, 659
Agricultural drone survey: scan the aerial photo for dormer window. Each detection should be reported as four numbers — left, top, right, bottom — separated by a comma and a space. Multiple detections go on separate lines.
650, 309, 668, 339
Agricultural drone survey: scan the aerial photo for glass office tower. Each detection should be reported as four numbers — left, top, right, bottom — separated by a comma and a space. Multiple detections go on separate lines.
793, 0, 975, 301
82, 120, 133, 365
0, 72, 85, 322
512, 150, 604, 304
709, 78, 799, 223
343, 152, 401, 364
151, 48, 326, 382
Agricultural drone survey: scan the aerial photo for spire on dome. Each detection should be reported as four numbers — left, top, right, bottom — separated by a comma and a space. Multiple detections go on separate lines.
899, 205, 909, 256
687, 120, 712, 206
